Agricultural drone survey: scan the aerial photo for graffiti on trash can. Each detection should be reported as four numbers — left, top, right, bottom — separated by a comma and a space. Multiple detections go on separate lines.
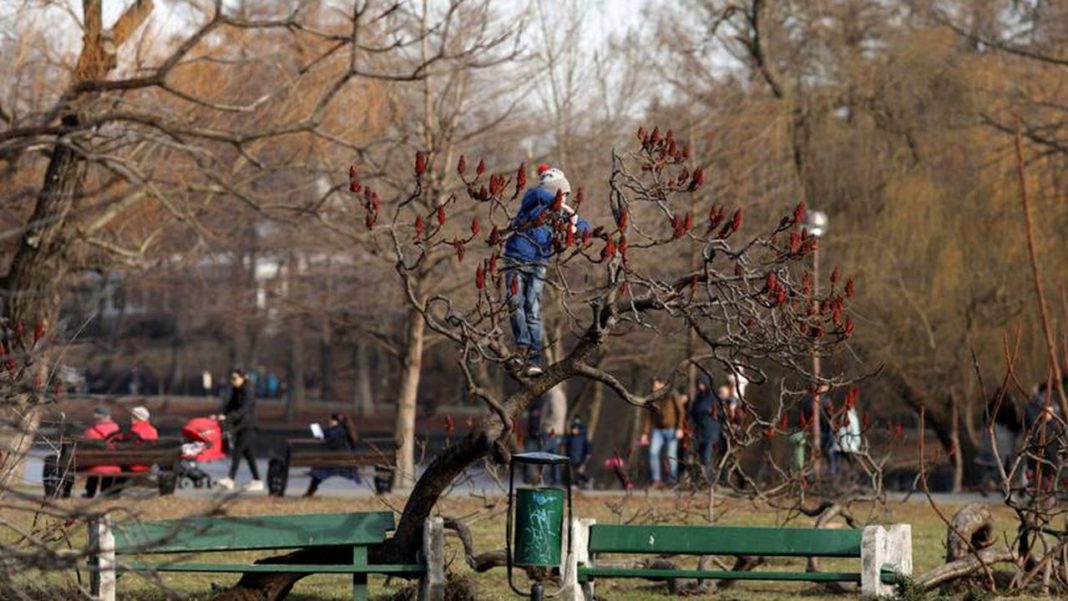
519, 491, 560, 562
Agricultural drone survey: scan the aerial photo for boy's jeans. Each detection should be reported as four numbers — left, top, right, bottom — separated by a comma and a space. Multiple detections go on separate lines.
505, 259, 547, 364
649, 428, 678, 483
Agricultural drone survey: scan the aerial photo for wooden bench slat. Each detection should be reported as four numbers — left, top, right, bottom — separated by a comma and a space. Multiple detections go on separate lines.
588, 525, 862, 558
119, 562, 425, 575
115, 512, 395, 553
287, 455, 394, 468
578, 567, 862, 582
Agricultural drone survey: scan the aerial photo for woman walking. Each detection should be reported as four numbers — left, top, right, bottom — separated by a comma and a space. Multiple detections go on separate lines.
215, 368, 262, 491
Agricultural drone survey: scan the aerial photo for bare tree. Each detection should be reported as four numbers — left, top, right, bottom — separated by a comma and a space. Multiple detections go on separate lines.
213, 122, 861, 598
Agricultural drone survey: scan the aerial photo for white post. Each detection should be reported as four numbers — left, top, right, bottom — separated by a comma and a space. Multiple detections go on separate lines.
562, 518, 595, 601
89, 515, 116, 601
861, 525, 888, 599
886, 524, 913, 581
418, 517, 445, 601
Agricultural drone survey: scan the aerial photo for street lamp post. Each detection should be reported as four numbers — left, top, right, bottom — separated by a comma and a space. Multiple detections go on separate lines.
802, 210, 828, 475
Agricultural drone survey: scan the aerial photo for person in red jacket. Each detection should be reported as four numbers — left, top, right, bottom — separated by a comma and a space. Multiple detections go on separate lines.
129, 406, 158, 473
83, 407, 120, 498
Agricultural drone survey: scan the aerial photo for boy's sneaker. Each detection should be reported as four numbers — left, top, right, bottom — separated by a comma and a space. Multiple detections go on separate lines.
524, 364, 544, 377
244, 480, 264, 492
216, 477, 235, 490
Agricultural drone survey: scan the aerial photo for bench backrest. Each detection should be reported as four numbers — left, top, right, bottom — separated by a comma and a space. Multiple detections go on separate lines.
65, 438, 182, 469
588, 525, 863, 558
114, 511, 395, 554
287, 438, 397, 467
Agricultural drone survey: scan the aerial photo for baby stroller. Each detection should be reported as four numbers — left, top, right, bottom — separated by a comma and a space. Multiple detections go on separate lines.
178, 417, 225, 488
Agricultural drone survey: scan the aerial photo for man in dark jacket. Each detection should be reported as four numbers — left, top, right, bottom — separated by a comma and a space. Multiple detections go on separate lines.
565, 417, 593, 489
504, 167, 591, 377
215, 368, 262, 492
688, 373, 721, 481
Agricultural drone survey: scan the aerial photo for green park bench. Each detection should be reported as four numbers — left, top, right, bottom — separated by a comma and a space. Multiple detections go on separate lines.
88, 511, 446, 601
561, 520, 912, 600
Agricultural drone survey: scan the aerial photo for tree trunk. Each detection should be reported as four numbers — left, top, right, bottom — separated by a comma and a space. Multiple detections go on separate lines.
587, 382, 604, 442
889, 370, 980, 484
167, 335, 185, 395
946, 503, 995, 563
0, 0, 153, 492
320, 319, 335, 401
286, 323, 305, 421
0, 116, 89, 494
353, 342, 374, 416
951, 392, 963, 493
393, 306, 426, 488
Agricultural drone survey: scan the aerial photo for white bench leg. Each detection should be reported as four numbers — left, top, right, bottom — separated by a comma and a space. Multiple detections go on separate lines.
887, 524, 913, 582
862, 524, 912, 598
419, 517, 445, 601
89, 515, 116, 601
861, 525, 887, 599
562, 518, 595, 601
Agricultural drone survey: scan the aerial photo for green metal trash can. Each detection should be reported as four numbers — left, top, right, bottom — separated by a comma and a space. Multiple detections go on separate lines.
513, 487, 565, 567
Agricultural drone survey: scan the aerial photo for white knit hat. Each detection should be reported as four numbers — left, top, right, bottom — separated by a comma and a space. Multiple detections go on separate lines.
538, 168, 571, 197
131, 406, 150, 421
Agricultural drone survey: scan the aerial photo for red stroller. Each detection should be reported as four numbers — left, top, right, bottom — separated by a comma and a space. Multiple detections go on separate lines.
179, 417, 225, 488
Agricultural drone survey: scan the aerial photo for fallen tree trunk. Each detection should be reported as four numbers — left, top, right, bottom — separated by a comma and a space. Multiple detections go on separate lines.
916, 547, 1016, 590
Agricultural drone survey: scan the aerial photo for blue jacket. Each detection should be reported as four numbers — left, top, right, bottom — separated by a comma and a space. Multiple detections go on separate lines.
688, 374, 722, 444
564, 423, 592, 466
504, 187, 591, 263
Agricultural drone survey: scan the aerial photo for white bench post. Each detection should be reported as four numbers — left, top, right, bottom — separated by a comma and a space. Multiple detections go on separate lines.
418, 517, 445, 601
862, 523, 912, 598
887, 524, 913, 583
89, 515, 116, 601
562, 518, 595, 601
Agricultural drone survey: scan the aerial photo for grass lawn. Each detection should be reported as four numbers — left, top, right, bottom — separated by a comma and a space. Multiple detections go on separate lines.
0, 489, 1036, 600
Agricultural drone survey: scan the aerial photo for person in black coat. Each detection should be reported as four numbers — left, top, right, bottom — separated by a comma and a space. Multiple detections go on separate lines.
688, 373, 722, 481
564, 418, 593, 489
215, 368, 262, 491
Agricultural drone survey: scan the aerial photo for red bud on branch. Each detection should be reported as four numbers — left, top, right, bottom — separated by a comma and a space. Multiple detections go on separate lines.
457, 155, 466, 175
471, 217, 480, 236
415, 215, 425, 238
415, 151, 428, 175
475, 264, 486, 290
689, 167, 705, 191
476, 158, 486, 176
517, 163, 527, 192
601, 238, 617, 259
436, 205, 446, 226
793, 201, 806, 225
730, 208, 744, 233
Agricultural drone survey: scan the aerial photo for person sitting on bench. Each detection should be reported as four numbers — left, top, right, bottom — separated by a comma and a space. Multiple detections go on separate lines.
83, 407, 120, 498
304, 414, 362, 497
